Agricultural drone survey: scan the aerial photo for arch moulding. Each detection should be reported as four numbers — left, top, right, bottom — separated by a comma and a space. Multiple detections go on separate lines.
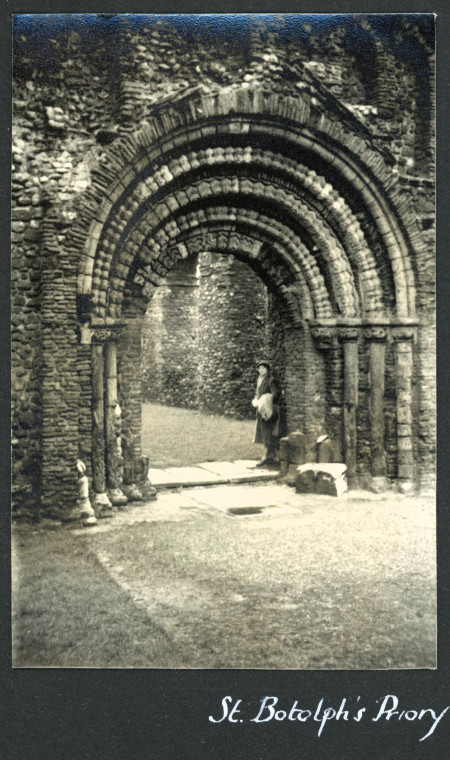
39, 82, 423, 517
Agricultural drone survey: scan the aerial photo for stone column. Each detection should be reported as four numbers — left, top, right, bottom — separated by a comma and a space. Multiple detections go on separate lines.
339, 327, 359, 482
105, 340, 128, 507
392, 326, 416, 492
311, 325, 342, 460
118, 308, 152, 500
364, 326, 387, 482
91, 334, 113, 516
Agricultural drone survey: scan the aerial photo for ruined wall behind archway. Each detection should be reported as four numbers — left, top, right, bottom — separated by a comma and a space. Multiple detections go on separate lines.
197, 254, 268, 419
11, 14, 435, 512
142, 251, 269, 419
142, 254, 200, 409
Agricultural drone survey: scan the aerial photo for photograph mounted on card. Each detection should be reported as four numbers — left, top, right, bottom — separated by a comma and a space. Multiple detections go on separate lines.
11, 13, 436, 671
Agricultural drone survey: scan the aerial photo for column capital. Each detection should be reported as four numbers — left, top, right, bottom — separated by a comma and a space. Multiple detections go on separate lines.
338, 327, 360, 342
363, 326, 388, 342
391, 326, 415, 342
80, 321, 124, 345
310, 325, 338, 349
92, 327, 117, 344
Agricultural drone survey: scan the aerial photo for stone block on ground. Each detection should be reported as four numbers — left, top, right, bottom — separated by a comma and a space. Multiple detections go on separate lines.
316, 435, 339, 463
295, 463, 347, 497
279, 437, 289, 461
287, 431, 306, 464
305, 433, 320, 462
284, 464, 300, 488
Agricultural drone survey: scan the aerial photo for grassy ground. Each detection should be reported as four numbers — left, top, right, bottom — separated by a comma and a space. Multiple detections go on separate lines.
12, 525, 179, 668
12, 487, 436, 669
141, 403, 259, 468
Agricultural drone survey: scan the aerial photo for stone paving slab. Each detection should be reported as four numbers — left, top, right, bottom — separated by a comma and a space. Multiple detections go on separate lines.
148, 461, 278, 488
184, 483, 289, 512
197, 461, 253, 476
234, 459, 263, 468
148, 466, 224, 488
196, 460, 276, 482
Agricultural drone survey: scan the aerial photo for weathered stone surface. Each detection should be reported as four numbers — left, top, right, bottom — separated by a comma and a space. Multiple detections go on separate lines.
287, 432, 306, 465
122, 484, 144, 501
142, 251, 267, 418
316, 435, 338, 463
107, 488, 128, 507
369, 476, 390, 494
295, 463, 348, 497
11, 16, 435, 518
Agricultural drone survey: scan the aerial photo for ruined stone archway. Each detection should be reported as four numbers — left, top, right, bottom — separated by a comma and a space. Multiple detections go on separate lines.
37, 80, 424, 516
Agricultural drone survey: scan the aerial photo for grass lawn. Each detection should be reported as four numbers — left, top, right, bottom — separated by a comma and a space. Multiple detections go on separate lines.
141, 402, 259, 468
12, 525, 181, 668
12, 490, 436, 669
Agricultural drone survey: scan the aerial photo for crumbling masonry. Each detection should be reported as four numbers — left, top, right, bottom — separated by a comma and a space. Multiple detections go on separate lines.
11, 14, 435, 519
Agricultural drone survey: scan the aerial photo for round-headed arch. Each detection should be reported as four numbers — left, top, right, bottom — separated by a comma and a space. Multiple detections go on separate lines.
121, 206, 338, 321
74, 82, 420, 322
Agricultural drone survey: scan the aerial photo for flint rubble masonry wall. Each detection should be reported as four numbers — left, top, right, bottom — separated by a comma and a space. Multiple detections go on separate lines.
11, 16, 435, 512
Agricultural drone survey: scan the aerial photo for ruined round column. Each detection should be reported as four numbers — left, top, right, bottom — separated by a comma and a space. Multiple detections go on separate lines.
392, 325, 417, 493
364, 325, 388, 489
90, 328, 114, 517
338, 326, 360, 483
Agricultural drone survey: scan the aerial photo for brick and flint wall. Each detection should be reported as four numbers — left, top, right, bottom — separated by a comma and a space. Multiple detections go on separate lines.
12, 15, 435, 513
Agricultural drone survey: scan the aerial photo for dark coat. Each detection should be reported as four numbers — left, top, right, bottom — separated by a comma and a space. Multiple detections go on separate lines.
253, 374, 281, 446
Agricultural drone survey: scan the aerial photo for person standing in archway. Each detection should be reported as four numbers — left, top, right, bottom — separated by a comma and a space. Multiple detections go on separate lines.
252, 360, 281, 466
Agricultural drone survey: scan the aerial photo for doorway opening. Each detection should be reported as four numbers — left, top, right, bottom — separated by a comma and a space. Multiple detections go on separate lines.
139, 251, 287, 470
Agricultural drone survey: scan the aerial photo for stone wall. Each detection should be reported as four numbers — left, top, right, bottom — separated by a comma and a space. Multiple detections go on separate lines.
142, 252, 268, 418
11, 14, 435, 512
142, 254, 200, 409
197, 253, 268, 419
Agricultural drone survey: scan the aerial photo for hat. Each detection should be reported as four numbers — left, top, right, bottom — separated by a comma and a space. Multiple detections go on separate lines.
256, 359, 270, 370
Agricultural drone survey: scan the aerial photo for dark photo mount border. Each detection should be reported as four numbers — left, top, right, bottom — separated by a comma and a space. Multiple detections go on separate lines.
3, 2, 449, 759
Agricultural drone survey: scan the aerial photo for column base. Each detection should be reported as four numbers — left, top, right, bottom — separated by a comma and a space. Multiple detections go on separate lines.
83, 515, 98, 526
92, 491, 114, 518
397, 479, 416, 495
141, 482, 158, 501
107, 487, 128, 507
122, 484, 143, 501
368, 476, 390, 494
59, 498, 97, 525
77, 496, 97, 527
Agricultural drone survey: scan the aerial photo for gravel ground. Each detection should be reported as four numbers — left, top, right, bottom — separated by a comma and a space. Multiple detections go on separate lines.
12, 483, 436, 670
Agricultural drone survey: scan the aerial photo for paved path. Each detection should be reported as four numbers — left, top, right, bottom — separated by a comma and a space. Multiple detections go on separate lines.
148, 459, 278, 488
